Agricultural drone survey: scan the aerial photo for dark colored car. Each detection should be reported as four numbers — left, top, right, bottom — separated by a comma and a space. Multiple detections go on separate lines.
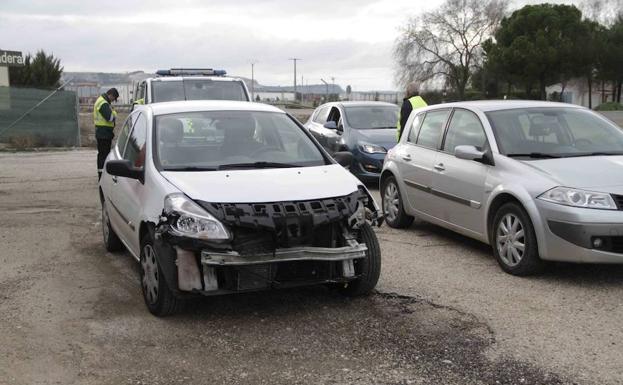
305, 101, 399, 182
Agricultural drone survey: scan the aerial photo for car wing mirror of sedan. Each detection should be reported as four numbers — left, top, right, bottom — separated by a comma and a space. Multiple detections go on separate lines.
455, 145, 487, 161
332, 151, 353, 167
323, 121, 338, 130
106, 159, 144, 183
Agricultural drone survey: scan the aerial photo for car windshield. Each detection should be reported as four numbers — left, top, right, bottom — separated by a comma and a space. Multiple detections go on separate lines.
155, 110, 326, 170
151, 79, 247, 102
486, 107, 623, 158
343, 106, 399, 129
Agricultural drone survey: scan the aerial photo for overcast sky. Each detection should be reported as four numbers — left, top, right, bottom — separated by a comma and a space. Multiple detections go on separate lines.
1, 0, 582, 91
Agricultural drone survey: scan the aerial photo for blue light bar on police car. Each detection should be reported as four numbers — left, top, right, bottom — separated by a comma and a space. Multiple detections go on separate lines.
155, 68, 227, 76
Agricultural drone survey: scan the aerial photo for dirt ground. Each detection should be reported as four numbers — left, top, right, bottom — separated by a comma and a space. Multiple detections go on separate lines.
1, 150, 623, 385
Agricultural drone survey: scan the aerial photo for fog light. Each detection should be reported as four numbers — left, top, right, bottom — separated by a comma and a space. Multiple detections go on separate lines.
593, 238, 603, 248
363, 164, 379, 172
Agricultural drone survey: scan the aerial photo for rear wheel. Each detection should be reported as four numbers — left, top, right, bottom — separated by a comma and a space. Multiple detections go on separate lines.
382, 176, 414, 228
340, 224, 381, 296
492, 203, 544, 276
140, 231, 182, 316
102, 200, 123, 252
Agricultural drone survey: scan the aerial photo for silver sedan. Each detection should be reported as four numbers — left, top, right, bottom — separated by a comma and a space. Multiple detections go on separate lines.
381, 100, 623, 275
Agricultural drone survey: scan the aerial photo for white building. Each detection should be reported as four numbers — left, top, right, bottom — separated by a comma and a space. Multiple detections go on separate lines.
546, 78, 610, 108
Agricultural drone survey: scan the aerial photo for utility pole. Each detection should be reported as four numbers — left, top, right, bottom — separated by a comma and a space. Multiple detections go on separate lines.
331, 77, 335, 100
320, 78, 329, 101
289, 58, 301, 102
250, 60, 257, 101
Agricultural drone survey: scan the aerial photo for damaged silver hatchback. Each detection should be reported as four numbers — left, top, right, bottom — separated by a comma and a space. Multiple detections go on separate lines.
99, 100, 382, 316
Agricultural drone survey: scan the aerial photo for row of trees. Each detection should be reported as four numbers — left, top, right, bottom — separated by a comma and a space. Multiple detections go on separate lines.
395, 0, 623, 107
9, 50, 63, 89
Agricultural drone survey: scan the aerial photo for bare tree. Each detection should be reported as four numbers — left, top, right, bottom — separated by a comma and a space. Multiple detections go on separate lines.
394, 0, 508, 99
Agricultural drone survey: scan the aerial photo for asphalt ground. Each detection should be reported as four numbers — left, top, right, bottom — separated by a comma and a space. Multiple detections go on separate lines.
1, 150, 622, 385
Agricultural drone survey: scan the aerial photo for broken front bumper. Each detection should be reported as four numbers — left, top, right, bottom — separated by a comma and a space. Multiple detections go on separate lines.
198, 244, 368, 294
201, 244, 367, 266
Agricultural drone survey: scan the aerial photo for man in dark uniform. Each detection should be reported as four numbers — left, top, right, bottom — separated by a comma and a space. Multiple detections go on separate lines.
396, 82, 427, 141
94, 88, 119, 179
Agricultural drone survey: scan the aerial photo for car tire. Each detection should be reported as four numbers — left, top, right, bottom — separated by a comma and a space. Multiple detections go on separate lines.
382, 176, 414, 228
102, 201, 124, 252
140, 230, 183, 317
491, 202, 544, 276
339, 223, 381, 296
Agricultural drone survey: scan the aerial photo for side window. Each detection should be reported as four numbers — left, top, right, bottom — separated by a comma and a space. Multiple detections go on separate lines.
416, 110, 450, 149
443, 109, 488, 153
313, 106, 330, 124
123, 113, 148, 168
116, 115, 134, 156
407, 114, 424, 143
327, 107, 341, 124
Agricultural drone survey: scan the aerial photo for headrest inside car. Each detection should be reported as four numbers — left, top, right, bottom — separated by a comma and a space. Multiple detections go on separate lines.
159, 118, 184, 143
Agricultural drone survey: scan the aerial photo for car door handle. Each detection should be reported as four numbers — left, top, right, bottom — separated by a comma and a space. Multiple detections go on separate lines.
112, 176, 118, 183
402, 154, 412, 161
434, 163, 445, 171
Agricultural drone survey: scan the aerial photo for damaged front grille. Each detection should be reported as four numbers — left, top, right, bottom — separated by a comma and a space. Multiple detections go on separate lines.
197, 190, 367, 253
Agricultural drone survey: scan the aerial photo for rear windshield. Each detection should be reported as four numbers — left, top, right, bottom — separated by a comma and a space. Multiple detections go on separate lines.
151, 79, 248, 102
344, 106, 399, 129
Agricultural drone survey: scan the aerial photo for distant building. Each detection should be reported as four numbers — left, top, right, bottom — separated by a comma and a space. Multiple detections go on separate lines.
343, 91, 401, 104
546, 78, 615, 108
62, 71, 153, 105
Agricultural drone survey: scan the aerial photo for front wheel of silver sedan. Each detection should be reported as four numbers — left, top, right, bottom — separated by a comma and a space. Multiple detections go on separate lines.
492, 202, 544, 276
382, 176, 414, 228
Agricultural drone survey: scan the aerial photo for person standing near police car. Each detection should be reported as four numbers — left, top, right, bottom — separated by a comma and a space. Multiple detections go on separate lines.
94, 88, 119, 179
396, 82, 427, 141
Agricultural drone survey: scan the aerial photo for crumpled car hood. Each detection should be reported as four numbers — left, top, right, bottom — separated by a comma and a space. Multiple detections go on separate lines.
161, 164, 360, 203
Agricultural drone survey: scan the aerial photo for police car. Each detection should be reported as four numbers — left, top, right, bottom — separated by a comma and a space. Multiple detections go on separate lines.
132, 68, 250, 107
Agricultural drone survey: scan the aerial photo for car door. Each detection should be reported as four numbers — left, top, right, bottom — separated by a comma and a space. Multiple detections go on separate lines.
104, 114, 135, 239
110, 112, 149, 253
306, 105, 331, 147
430, 108, 490, 236
396, 109, 451, 217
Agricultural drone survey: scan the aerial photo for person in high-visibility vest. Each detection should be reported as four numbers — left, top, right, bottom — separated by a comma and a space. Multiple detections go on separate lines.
94, 88, 119, 179
397, 82, 427, 141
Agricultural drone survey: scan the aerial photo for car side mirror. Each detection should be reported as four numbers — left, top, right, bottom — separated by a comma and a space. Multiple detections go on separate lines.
323, 121, 337, 130
454, 145, 494, 165
332, 151, 353, 167
106, 159, 144, 182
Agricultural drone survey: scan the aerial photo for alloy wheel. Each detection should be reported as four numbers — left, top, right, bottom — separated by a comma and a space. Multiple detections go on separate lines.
496, 214, 525, 267
384, 182, 400, 222
141, 245, 159, 305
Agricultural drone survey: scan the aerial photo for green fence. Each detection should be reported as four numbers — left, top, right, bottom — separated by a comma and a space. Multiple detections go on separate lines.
0, 86, 79, 147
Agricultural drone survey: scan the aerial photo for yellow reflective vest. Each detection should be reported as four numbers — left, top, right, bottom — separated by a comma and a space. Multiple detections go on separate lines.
93, 95, 115, 128
396, 96, 428, 141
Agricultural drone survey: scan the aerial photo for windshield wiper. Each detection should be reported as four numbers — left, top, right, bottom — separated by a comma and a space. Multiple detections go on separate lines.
162, 166, 218, 171
565, 151, 623, 157
506, 153, 562, 159
217, 162, 300, 170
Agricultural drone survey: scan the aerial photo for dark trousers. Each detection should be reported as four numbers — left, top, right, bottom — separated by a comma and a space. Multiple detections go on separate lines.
97, 138, 112, 179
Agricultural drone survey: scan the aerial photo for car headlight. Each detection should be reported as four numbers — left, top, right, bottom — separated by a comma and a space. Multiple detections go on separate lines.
538, 187, 618, 210
359, 142, 387, 154
164, 193, 230, 240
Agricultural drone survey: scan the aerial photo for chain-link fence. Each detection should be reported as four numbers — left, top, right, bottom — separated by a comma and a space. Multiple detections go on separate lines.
0, 86, 79, 148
